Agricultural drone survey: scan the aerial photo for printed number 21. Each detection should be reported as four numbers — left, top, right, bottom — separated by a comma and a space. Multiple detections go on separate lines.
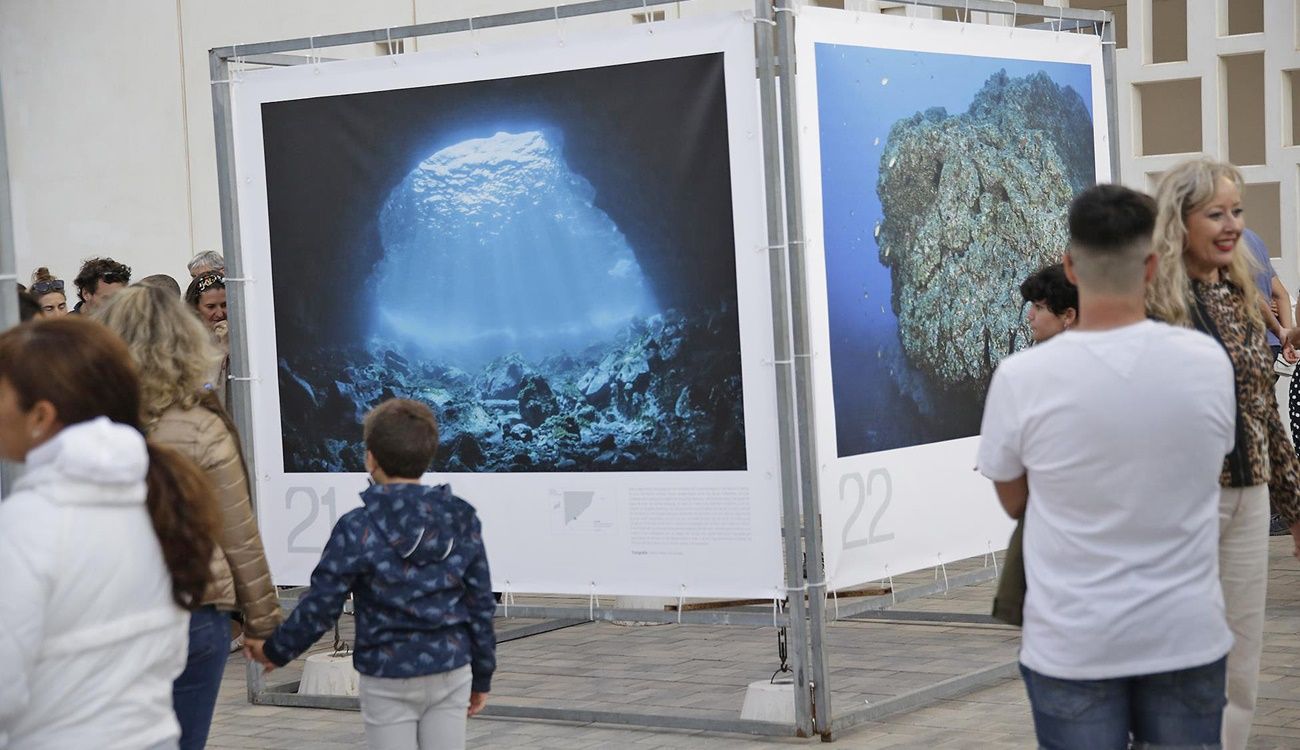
839, 469, 894, 550
286, 487, 337, 554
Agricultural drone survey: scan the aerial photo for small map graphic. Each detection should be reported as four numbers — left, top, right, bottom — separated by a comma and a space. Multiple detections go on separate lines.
561, 491, 594, 524
551, 489, 615, 533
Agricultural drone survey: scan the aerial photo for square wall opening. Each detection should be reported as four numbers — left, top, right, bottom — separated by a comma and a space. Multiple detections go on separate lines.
1224, 53, 1266, 165
1137, 79, 1202, 155
1243, 182, 1282, 260
1226, 0, 1264, 35
1151, 0, 1188, 63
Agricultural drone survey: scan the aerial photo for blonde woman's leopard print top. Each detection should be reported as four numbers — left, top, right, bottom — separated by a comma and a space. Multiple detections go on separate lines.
1191, 279, 1300, 524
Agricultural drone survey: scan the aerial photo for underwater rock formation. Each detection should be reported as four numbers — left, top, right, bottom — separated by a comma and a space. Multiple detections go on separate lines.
877, 70, 1094, 391
279, 306, 746, 474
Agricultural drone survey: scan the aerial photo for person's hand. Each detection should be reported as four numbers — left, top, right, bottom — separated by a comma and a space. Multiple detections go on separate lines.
1285, 341, 1299, 364
1284, 327, 1300, 348
1271, 298, 1281, 318
468, 691, 489, 717
243, 638, 275, 673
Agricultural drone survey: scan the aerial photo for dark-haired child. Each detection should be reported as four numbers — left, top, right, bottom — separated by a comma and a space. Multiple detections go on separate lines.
249, 399, 495, 750
1019, 263, 1079, 344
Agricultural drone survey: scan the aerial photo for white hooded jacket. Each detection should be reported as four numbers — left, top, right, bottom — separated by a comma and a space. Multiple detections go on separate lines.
0, 418, 189, 750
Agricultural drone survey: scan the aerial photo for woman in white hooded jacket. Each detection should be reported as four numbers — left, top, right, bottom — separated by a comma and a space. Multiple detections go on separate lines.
0, 318, 219, 750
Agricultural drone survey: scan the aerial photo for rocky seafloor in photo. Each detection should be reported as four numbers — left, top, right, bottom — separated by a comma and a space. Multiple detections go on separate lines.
877, 69, 1095, 395
278, 306, 746, 474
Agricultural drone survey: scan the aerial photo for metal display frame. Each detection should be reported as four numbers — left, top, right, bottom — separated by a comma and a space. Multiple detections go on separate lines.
210, 0, 1117, 740
0, 75, 22, 497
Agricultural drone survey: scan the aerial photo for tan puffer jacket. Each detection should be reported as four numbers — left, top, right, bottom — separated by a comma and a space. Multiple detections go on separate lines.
150, 403, 283, 638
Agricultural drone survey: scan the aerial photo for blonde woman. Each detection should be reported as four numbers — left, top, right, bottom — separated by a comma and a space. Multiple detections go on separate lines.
1148, 157, 1300, 750
96, 285, 282, 750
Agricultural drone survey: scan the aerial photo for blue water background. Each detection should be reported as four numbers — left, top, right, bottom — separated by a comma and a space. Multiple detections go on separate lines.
815, 43, 1093, 457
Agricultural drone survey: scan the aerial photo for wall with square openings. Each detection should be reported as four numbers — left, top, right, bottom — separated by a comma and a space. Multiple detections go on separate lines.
860, 0, 1300, 287
1113, 0, 1300, 287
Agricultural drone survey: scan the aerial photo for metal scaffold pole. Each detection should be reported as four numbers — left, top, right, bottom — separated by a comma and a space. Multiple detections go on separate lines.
0, 76, 20, 497
773, 0, 834, 738
1100, 13, 1122, 182
208, 49, 267, 703
756, 0, 817, 737
0, 77, 17, 336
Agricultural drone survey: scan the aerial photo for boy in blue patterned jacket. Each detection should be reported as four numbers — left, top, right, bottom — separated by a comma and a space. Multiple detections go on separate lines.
248, 399, 496, 749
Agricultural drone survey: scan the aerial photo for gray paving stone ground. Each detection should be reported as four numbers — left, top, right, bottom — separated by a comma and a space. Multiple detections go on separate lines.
206, 538, 1300, 748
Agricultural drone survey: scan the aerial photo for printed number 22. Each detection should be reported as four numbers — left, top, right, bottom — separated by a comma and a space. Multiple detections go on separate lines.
839, 469, 894, 550
286, 487, 337, 554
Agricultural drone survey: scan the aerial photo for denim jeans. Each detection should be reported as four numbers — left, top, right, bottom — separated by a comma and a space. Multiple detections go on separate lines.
172, 606, 231, 750
1020, 657, 1226, 750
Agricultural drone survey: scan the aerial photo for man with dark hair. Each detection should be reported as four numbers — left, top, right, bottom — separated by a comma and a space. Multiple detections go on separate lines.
72, 257, 131, 314
1019, 263, 1078, 343
979, 184, 1236, 748
249, 399, 495, 749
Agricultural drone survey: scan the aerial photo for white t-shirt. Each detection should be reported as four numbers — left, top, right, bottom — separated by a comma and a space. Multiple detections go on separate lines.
978, 319, 1235, 680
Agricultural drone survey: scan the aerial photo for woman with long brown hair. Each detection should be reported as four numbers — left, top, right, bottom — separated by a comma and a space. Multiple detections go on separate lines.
1148, 157, 1300, 750
97, 284, 282, 750
0, 317, 218, 750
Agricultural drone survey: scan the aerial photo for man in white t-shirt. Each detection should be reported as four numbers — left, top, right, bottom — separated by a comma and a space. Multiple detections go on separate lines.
978, 184, 1235, 749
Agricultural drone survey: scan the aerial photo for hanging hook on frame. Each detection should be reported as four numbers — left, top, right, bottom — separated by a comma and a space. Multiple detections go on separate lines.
990, 0, 1017, 34
771, 600, 792, 684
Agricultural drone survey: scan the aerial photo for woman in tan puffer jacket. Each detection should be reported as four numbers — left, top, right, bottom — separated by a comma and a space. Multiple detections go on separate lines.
97, 284, 282, 750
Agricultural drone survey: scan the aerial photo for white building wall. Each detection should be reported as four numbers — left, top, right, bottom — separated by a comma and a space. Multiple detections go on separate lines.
0, 0, 194, 287
3, 1, 1293, 288
0, 0, 754, 287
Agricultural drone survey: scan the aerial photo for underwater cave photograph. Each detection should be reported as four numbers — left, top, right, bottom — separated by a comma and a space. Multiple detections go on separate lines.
261, 53, 747, 474
813, 43, 1097, 457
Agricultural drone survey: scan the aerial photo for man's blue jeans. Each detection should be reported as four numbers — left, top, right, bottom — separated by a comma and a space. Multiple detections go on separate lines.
1020, 657, 1226, 749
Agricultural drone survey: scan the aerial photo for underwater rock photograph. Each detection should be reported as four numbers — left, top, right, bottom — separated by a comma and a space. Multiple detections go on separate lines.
813, 43, 1096, 457
261, 53, 746, 473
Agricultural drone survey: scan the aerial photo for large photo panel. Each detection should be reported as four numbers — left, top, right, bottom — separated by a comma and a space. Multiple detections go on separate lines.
231, 15, 785, 596
795, 9, 1111, 589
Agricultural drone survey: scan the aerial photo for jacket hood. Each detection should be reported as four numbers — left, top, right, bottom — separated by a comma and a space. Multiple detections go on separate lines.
360, 483, 465, 564
17, 417, 149, 505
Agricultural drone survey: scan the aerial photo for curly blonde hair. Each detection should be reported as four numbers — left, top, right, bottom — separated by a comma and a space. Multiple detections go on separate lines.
94, 284, 221, 425
1146, 157, 1265, 329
